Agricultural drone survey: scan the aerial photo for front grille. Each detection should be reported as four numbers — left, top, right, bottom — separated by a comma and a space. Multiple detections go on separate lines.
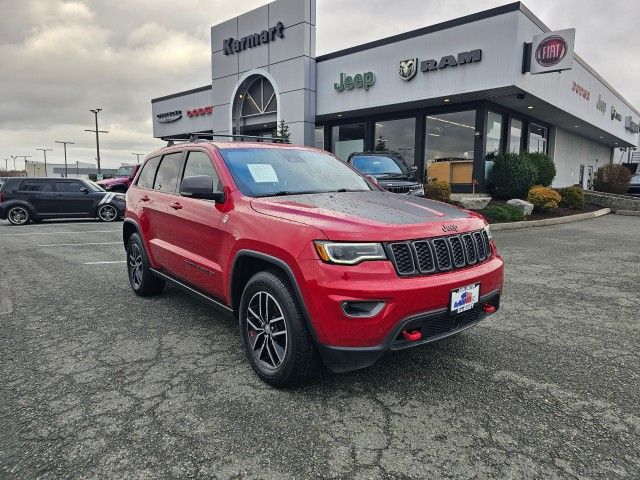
387, 229, 492, 277
386, 185, 412, 194
389, 243, 415, 275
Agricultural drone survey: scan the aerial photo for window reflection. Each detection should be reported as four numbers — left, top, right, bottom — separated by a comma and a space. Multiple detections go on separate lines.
425, 110, 476, 185
332, 123, 365, 160
315, 126, 325, 150
528, 124, 548, 153
510, 118, 523, 153
374, 118, 416, 167
485, 111, 503, 180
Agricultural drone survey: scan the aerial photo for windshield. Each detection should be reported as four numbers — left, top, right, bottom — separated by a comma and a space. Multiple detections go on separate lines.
351, 155, 407, 176
115, 166, 135, 177
219, 148, 371, 197
86, 180, 105, 192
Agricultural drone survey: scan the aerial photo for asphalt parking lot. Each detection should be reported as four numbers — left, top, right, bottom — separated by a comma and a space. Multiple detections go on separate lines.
0, 214, 639, 479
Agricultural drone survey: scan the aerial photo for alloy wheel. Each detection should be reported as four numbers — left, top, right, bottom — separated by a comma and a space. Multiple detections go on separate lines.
128, 243, 143, 289
8, 207, 29, 225
246, 291, 288, 370
99, 205, 118, 222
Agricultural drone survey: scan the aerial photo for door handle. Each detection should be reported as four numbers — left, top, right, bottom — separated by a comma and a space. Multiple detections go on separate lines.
170, 202, 183, 210
140, 195, 150, 202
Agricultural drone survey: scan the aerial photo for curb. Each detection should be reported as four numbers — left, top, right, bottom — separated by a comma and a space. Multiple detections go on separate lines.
491, 208, 611, 231
614, 210, 640, 217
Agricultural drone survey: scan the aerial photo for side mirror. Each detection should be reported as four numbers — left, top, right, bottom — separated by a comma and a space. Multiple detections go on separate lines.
180, 175, 225, 202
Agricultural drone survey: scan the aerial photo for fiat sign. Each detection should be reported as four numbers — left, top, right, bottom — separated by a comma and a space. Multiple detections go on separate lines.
530, 29, 575, 74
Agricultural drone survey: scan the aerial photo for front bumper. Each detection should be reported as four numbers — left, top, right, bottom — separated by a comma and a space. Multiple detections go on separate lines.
317, 290, 500, 373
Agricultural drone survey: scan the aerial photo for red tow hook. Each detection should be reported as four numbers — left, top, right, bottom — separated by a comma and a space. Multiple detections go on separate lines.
402, 329, 422, 342
483, 305, 496, 314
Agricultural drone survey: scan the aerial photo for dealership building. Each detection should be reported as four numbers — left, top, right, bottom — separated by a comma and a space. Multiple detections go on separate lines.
151, 0, 640, 192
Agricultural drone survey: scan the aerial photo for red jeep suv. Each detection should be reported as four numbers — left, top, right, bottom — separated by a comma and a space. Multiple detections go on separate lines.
124, 141, 504, 387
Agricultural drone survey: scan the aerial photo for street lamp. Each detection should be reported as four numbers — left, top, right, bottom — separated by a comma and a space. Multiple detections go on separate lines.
17, 156, 31, 173
36, 148, 53, 177
86, 108, 109, 175
55, 141, 75, 177
131, 153, 144, 164
3, 159, 8, 171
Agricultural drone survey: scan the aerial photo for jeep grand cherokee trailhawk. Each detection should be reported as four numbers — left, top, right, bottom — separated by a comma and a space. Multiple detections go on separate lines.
123, 141, 504, 387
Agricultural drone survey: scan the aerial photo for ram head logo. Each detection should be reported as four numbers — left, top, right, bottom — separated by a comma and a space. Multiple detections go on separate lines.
399, 58, 418, 81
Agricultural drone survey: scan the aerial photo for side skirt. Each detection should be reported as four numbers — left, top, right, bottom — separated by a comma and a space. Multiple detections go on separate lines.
150, 268, 233, 317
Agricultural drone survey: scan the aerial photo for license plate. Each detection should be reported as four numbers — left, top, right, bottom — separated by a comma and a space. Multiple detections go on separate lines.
450, 283, 480, 314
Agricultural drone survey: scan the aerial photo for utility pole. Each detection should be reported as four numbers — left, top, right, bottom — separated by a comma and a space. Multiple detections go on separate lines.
131, 153, 144, 164
18, 156, 31, 173
86, 108, 108, 175
36, 148, 53, 177
55, 141, 75, 177
76, 161, 79, 177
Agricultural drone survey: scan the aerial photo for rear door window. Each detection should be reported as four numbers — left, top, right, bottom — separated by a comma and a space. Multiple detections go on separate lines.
153, 153, 183, 193
19, 180, 53, 192
136, 156, 161, 189
182, 151, 222, 191
54, 181, 85, 192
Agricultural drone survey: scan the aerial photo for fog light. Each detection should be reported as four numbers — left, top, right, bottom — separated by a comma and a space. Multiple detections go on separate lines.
341, 301, 385, 318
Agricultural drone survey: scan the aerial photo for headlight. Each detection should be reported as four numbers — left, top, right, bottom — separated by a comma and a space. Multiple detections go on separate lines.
484, 224, 492, 240
314, 242, 387, 265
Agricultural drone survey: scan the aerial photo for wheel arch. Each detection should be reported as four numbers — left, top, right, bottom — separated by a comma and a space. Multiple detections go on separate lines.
230, 250, 319, 343
122, 218, 140, 250
5, 201, 37, 218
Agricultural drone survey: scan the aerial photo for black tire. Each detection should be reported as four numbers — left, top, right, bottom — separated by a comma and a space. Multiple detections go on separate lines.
97, 204, 119, 222
126, 233, 165, 296
239, 270, 320, 388
7, 205, 31, 225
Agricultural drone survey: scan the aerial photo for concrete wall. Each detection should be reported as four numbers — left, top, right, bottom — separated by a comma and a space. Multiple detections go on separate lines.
550, 127, 612, 187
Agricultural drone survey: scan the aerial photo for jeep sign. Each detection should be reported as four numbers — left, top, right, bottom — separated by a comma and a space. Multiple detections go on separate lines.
530, 29, 575, 74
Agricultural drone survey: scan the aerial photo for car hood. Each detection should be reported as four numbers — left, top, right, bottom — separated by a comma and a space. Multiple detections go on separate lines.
250, 191, 484, 241
97, 177, 127, 187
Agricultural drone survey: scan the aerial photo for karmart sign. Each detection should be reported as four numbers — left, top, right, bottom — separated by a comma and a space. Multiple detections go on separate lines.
334, 71, 376, 92
223, 22, 285, 55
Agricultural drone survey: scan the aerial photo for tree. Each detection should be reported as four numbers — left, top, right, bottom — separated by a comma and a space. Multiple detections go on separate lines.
273, 120, 291, 143
375, 135, 387, 151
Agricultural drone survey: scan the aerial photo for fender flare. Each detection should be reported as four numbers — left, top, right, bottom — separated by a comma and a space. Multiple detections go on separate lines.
122, 218, 141, 250
230, 249, 320, 344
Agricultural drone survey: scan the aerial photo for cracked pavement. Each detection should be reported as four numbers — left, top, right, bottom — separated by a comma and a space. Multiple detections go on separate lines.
0, 215, 639, 479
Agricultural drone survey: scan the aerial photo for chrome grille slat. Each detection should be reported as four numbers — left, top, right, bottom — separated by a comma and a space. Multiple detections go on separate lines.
387, 229, 491, 276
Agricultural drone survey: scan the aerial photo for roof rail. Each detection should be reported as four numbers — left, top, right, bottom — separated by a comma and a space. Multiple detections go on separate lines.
161, 132, 289, 147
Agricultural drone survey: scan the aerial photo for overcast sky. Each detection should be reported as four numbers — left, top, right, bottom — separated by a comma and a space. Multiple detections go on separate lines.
0, 0, 638, 170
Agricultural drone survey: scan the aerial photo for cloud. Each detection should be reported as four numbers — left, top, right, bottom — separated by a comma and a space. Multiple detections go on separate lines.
0, 0, 638, 169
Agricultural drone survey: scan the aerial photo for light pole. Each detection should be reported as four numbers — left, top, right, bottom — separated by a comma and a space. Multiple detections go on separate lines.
3, 159, 8, 171
18, 156, 31, 173
76, 161, 79, 177
36, 148, 53, 177
10, 155, 19, 170
86, 108, 109, 175
131, 153, 144, 164
55, 141, 75, 177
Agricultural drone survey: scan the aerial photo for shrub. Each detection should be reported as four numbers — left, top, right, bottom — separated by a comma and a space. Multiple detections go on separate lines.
483, 204, 525, 222
491, 152, 537, 199
526, 152, 556, 187
528, 185, 562, 210
593, 164, 632, 194
558, 186, 586, 209
424, 179, 451, 202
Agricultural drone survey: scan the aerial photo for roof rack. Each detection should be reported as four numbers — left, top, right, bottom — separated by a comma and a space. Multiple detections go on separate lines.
161, 132, 289, 147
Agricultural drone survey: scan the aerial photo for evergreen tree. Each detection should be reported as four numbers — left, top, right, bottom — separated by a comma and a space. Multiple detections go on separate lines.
273, 120, 291, 143
375, 134, 387, 151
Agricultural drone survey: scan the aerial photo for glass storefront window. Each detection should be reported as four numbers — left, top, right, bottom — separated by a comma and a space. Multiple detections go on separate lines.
425, 110, 476, 185
315, 126, 325, 150
509, 118, 523, 153
528, 123, 548, 153
485, 111, 503, 180
374, 117, 416, 167
332, 123, 365, 160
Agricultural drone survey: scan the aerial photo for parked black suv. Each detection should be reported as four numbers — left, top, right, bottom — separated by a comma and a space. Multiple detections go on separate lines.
0, 177, 125, 225
347, 151, 423, 195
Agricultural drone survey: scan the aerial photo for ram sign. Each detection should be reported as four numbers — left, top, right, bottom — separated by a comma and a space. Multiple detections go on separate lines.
530, 29, 575, 75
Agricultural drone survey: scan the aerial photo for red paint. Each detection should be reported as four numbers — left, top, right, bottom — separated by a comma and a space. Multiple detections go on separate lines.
402, 330, 422, 342
126, 142, 504, 349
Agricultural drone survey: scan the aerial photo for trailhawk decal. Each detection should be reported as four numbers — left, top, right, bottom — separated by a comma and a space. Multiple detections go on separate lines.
99, 193, 124, 205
